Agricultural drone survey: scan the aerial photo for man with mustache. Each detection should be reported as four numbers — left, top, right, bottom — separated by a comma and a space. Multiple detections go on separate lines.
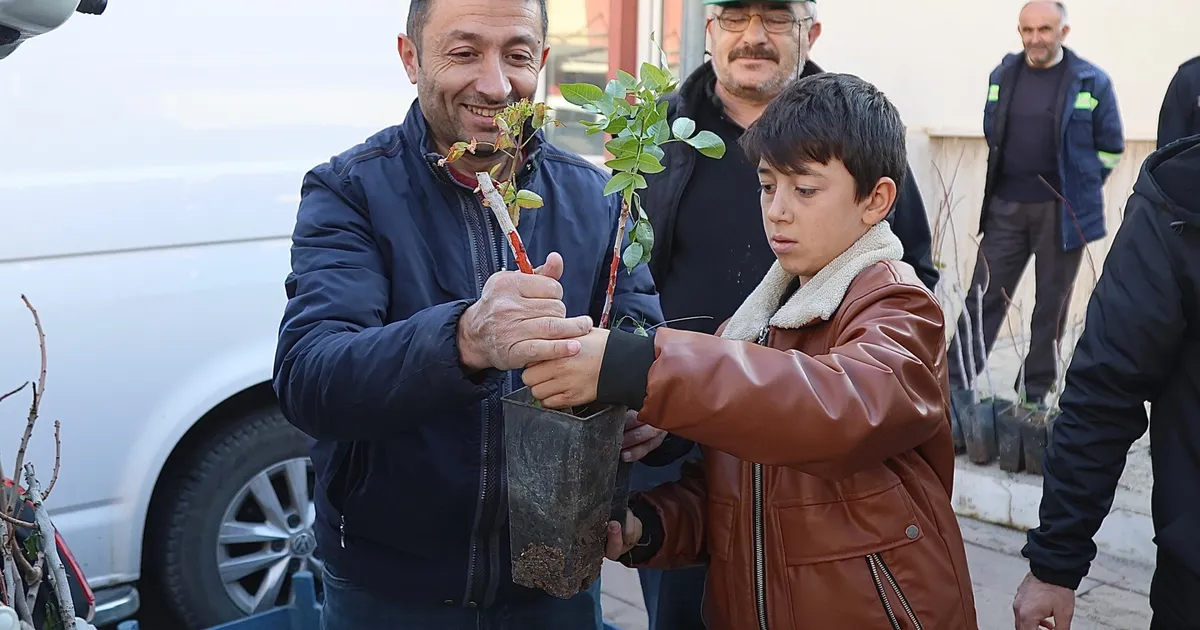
947, 0, 1124, 406
626, 1, 938, 628
271, 0, 662, 627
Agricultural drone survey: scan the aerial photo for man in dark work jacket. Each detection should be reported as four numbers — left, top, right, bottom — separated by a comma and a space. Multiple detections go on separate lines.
948, 1, 1123, 404
625, 1, 937, 628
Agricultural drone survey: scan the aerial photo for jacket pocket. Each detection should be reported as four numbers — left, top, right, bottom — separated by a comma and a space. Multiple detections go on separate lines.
775, 476, 921, 565
775, 479, 936, 628
328, 441, 370, 537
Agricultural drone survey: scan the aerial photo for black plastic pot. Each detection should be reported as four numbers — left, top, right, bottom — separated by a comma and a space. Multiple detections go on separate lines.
502, 387, 627, 599
996, 403, 1032, 473
949, 388, 975, 455
1022, 407, 1059, 476
964, 398, 999, 464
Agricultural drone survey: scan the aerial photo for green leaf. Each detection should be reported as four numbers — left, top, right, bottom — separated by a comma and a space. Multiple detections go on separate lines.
636, 153, 665, 174
595, 95, 617, 117
617, 69, 639, 90
602, 116, 626, 135
640, 62, 669, 91
604, 172, 638, 196
685, 129, 726, 159
649, 119, 670, 145
560, 82, 604, 106
622, 241, 644, 271
605, 78, 626, 100
515, 189, 543, 208
633, 323, 649, 337
605, 156, 638, 171
632, 173, 649, 190
657, 100, 670, 120
633, 218, 654, 251
671, 117, 696, 140
605, 135, 640, 159
644, 144, 665, 161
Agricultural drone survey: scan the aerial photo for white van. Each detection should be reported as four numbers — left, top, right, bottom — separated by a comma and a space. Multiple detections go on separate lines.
0, 1, 418, 626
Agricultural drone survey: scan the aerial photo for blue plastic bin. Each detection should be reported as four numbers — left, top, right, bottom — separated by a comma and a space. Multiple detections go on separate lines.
113, 571, 625, 630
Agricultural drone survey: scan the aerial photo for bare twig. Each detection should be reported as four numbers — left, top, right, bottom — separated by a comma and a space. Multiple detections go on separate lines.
21, 464, 78, 629
42, 421, 61, 502
10, 296, 48, 517
0, 382, 28, 407
1000, 288, 1031, 405
1, 541, 12, 608
0, 511, 35, 530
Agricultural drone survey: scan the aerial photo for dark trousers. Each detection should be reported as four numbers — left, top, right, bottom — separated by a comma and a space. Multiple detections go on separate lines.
1149, 551, 1200, 629
320, 565, 602, 630
948, 197, 1083, 403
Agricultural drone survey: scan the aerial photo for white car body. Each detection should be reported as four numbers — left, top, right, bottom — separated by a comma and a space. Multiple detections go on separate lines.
0, 0, 416, 623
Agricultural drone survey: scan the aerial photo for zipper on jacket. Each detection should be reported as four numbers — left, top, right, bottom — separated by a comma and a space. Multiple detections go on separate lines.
867, 553, 923, 629
451, 174, 504, 606
752, 326, 770, 630
874, 552, 924, 629
867, 555, 902, 630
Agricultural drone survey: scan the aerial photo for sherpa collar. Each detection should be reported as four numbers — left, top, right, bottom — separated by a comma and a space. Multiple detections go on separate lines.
720, 221, 905, 341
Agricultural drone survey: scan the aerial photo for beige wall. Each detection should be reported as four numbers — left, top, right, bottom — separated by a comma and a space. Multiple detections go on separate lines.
810, 0, 1199, 141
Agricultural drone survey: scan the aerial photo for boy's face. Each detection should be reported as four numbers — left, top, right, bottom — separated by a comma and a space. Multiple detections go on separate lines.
757, 158, 896, 280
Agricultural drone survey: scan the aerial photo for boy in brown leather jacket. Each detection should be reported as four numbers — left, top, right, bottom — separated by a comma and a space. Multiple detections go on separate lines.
521, 72, 978, 629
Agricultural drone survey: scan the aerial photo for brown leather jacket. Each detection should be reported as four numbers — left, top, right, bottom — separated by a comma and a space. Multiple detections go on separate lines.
625, 224, 978, 630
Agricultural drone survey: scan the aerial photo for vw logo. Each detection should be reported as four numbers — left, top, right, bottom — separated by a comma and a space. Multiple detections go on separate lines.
290, 532, 317, 556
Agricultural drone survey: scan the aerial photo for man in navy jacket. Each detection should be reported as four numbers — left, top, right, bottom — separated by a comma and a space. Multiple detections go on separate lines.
949, 1, 1124, 406
271, 0, 662, 627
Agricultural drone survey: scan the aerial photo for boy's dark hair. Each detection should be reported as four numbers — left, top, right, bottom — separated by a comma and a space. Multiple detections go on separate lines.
407, 0, 549, 54
740, 73, 907, 202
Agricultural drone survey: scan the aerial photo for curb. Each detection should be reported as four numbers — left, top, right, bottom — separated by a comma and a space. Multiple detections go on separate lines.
949, 456, 1156, 566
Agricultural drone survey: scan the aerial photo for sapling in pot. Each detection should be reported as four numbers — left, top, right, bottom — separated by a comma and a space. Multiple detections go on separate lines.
441, 47, 726, 598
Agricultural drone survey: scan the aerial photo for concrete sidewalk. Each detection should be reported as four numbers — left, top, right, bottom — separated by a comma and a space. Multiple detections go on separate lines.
599, 516, 1154, 630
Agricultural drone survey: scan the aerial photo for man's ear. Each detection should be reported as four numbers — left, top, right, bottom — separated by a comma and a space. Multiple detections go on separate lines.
1060, 24, 1070, 40
807, 21, 822, 48
541, 46, 550, 69
398, 34, 419, 84
861, 177, 898, 226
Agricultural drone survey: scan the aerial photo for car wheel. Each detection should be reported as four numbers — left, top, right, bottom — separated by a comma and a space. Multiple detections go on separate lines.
149, 406, 322, 628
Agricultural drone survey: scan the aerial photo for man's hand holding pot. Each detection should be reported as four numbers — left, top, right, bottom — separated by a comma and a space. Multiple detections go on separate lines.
457, 252, 593, 372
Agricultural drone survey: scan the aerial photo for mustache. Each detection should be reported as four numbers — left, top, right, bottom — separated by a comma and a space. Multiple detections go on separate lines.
730, 44, 779, 62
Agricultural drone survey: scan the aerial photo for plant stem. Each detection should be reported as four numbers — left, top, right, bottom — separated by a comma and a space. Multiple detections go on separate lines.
22, 464, 78, 630
477, 172, 534, 274
599, 197, 631, 329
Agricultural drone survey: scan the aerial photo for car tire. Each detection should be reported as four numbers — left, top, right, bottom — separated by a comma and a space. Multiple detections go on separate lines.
147, 406, 321, 629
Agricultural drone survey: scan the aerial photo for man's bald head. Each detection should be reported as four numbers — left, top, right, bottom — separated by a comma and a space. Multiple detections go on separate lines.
1018, 1, 1070, 68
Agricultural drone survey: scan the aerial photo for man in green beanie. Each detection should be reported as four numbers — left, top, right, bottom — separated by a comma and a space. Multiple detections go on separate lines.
627, 1, 938, 629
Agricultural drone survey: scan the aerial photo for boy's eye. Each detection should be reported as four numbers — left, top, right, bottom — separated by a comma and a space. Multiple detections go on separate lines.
758, 183, 776, 194
795, 187, 817, 197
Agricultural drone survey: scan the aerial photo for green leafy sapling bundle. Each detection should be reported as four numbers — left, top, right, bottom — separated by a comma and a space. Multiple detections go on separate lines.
441, 43, 726, 332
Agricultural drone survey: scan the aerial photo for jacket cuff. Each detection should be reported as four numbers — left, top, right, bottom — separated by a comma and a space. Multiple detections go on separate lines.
1029, 563, 1086, 591
636, 434, 697, 468
597, 328, 655, 410
622, 496, 664, 566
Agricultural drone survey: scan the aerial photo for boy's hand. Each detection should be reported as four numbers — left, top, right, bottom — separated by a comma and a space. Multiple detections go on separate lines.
605, 509, 643, 561
521, 328, 609, 408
